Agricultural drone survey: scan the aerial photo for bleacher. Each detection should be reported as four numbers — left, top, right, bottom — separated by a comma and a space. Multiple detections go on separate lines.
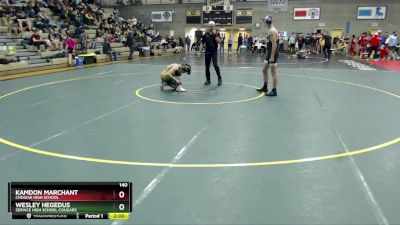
0, 0, 176, 77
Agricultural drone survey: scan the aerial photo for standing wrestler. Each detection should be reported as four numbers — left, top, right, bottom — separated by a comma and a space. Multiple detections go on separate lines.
257, 16, 278, 96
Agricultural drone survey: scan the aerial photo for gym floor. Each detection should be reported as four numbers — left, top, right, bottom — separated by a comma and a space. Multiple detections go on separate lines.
1, 53, 400, 225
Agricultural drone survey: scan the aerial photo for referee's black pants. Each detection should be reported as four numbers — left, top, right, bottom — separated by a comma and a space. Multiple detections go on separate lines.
205, 51, 221, 81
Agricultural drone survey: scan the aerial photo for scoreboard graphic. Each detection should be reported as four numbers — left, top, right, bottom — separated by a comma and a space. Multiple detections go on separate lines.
8, 182, 132, 220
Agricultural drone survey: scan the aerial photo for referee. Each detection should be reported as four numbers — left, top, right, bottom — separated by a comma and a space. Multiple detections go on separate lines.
202, 21, 223, 85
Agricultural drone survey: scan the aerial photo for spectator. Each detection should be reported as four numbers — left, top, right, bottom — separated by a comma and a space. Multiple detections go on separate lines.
304, 33, 312, 53
171, 38, 177, 48
60, 20, 69, 31
323, 33, 332, 59
368, 32, 380, 59
33, 14, 48, 31
349, 35, 356, 56
337, 39, 348, 55
248, 36, 254, 53
243, 34, 248, 49
88, 38, 97, 49
9, 19, 21, 38
84, 11, 95, 25
220, 34, 225, 54
17, 18, 32, 32
185, 35, 191, 52
106, 32, 116, 43
297, 33, 305, 50
33, 1, 41, 15
126, 31, 135, 60
237, 33, 243, 52
65, 35, 76, 65
278, 35, 284, 53
381, 32, 389, 46
379, 45, 388, 60
103, 39, 117, 61
358, 32, 368, 58
96, 28, 104, 38
288, 33, 296, 54
160, 37, 168, 51
25, 1, 36, 17
386, 32, 398, 60
228, 35, 233, 53
178, 37, 184, 48
113, 7, 119, 18
333, 36, 339, 49
78, 30, 87, 51
48, 32, 63, 50
31, 29, 46, 51
74, 25, 84, 38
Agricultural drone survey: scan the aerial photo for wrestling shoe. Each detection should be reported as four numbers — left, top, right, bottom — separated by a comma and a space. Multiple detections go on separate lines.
265, 89, 277, 96
160, 81, 167, 90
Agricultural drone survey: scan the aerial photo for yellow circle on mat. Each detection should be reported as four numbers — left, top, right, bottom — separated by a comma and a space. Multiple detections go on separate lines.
135, 82, 264, 105
0, 74, 399, 167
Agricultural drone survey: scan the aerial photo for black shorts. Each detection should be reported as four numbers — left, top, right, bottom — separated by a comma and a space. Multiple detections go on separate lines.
290, 44, 295, 48
265, 50, 279, 64
163, 77, 178, 87
228, 44, 232, 48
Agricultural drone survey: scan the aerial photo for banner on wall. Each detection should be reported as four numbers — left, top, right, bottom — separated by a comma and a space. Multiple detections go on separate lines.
357, 6, 386, 20
267, 0, 288, 12
151, 11, 173, 22
293, 7, 320, 20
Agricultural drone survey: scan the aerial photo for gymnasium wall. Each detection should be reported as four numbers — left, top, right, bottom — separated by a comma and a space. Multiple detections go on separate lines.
118, 0, 400, 38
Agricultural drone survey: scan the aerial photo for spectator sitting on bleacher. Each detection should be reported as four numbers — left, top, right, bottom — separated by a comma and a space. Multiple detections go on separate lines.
46, 0, 56, 11
161, 37, 168, 51
32, 1, 41, 15
48, 32, 63, 50
103, 39, 117, 61
16, 18, 32, 33
96, 28, 104, 38
74, 25, 85, 37
9, 19, 20, 38
23, 1, 36, 18
336, 40, 348, 55
36, 0, 48, 8
1, 0, 14, 6
16, 10, 27, 19
95, 7, 104, 20
31, 29, 47, 51
88, 38, 97, 49
60, 20, 69, 30
37, 11, 50, 23
106, 32, 116, 43
59, 2, 68, 19
119, 31, 127, 44
84, 11, 95, 25
33, 14, 48, 31
68, 8, 81, 26
77, 29, 87, 51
